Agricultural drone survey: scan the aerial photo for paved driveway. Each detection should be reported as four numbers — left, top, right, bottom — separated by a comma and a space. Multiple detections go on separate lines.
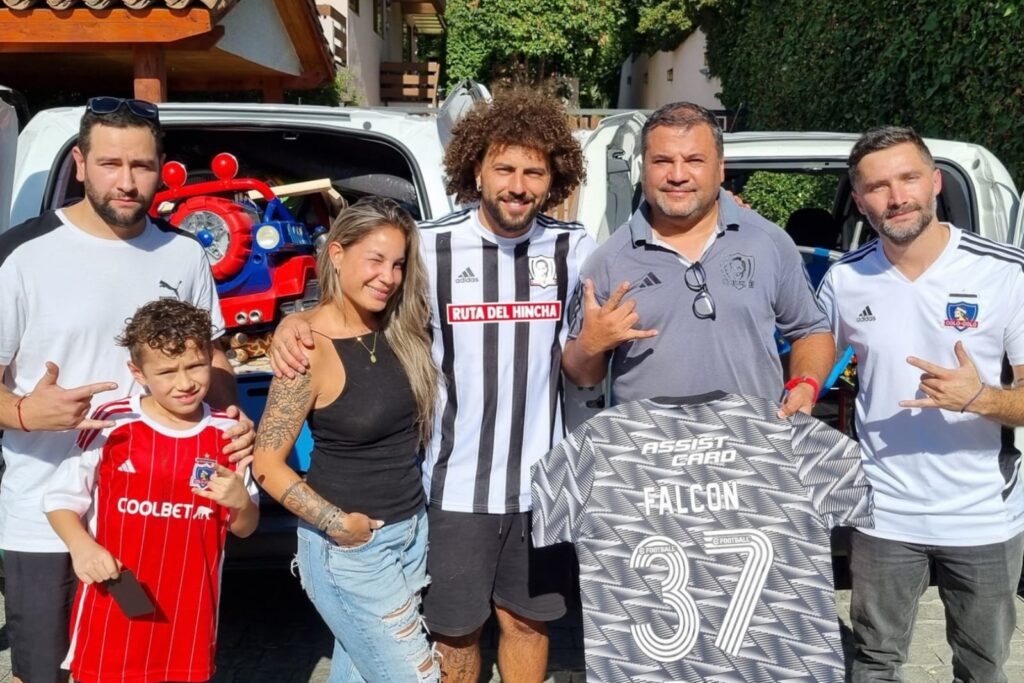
1, 569, 1022, 682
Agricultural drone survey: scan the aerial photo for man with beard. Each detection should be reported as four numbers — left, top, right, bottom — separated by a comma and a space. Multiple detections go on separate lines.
0, 98, 252, 683
562, 101, 834, 415
269, 89, 594, 683
817, 126, 1024, 682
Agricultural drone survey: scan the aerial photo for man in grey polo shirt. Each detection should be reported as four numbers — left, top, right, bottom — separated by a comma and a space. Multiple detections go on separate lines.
562, 101, 834, 414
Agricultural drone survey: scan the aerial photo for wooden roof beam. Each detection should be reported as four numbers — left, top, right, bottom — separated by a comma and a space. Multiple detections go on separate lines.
0, 7, 214, 44
0, 25, 224, 53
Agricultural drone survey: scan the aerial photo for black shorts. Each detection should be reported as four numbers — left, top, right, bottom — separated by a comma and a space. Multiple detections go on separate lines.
4, 550, 77, 683
422, 508, 576, 637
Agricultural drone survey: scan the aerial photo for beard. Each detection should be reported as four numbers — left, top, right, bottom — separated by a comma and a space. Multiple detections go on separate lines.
480, 192, 542, 236
874, 198, 935, 245
84, 182, 151, 230
648, 183, 718, 223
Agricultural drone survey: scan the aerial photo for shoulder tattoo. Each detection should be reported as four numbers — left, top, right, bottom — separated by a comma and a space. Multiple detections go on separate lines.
254, 372, 312, 452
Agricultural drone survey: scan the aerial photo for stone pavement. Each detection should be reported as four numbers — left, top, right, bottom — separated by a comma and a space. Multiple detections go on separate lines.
1, 572, 1023, 682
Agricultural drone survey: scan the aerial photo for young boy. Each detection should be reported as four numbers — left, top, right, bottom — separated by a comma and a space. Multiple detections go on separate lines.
44, 299, 259, 683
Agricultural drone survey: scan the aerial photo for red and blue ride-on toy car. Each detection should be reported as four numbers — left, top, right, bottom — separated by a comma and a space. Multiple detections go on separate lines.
151, 153, 323, 360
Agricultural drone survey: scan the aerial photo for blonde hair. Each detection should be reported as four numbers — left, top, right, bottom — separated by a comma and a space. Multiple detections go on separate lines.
316, 197, 437, 444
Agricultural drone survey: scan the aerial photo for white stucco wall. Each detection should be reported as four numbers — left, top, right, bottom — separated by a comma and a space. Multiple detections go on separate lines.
218, 0, 302, 76
346, 0, 384, 104
318, 0, 412, 105
617, 30, 723, 111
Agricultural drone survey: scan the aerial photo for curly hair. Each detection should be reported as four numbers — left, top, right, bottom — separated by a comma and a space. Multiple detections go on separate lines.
117, 299, 213, 365
443, 88, 585, 211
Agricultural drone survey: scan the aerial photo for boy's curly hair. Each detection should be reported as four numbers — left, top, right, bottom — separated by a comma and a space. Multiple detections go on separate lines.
117, 299, 213, 365
443, 88, 586, 211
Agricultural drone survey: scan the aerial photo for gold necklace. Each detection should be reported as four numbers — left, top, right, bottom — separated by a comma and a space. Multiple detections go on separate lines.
354, 331, 379, 364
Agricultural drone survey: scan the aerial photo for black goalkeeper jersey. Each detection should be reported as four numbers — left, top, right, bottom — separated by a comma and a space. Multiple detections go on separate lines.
531, 391, 873, 682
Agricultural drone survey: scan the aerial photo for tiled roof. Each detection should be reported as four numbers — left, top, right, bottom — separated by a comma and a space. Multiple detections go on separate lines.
1, 1, 234, 9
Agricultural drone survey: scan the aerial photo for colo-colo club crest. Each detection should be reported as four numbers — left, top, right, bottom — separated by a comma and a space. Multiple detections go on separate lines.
944, 300, 979, 331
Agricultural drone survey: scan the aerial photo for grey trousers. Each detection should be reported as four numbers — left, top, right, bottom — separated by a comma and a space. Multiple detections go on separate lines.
849, 529, 1024, 683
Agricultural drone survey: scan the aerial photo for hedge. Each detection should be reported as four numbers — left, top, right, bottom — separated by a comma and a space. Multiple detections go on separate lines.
699, 0, 1024, 186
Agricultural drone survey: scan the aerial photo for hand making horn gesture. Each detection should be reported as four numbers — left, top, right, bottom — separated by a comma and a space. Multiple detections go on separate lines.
577, 279, 658, 356
18, 362, 118, 431
900, 341, 986, 413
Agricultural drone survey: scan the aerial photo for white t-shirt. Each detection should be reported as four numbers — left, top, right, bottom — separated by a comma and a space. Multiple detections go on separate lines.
818, 225, 1024, 545
0, 209, 224, 552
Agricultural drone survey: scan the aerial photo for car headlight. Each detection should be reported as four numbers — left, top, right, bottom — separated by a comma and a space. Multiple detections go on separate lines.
255, 225, 281, 250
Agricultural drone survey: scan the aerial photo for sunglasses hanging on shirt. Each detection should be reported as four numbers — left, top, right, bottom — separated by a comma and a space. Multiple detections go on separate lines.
684, 261, 716, 320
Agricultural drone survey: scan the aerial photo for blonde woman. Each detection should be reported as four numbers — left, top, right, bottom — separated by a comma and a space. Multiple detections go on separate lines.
253, 196, 438, 682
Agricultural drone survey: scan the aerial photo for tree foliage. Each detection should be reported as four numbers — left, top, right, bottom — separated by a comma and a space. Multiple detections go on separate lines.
630, 0, 721, 55
736, 172, 839, 226
699, 0, 1024, 184
444, 0, 632, 106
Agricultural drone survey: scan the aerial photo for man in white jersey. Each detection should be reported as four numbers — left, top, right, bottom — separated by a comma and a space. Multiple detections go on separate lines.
0, 98, 253, 683
817, 126, 1024, 682
271, 89, 595, 683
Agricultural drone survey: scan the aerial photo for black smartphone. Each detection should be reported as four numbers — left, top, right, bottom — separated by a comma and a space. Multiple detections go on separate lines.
105, 569, 155, 618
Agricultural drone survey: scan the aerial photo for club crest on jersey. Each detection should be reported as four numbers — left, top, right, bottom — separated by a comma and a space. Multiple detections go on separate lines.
190, 457, 217, 490
944, 301, 979, 331
529, 256, 557, 288
721, 253, 755, 289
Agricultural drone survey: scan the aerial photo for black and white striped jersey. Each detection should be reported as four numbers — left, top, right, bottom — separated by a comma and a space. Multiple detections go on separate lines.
420, 207, 596, 514
532, 392, 873, 682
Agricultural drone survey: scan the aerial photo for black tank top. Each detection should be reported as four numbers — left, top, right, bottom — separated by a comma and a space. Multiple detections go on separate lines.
306, 333, 424, 523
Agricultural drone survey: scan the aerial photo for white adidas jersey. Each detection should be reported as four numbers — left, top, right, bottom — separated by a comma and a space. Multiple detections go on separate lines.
818, 225, 1024, 545
419, 207, 596, 513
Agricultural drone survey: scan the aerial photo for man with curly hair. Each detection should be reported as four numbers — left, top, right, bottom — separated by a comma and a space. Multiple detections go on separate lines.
271, 87, 595, 682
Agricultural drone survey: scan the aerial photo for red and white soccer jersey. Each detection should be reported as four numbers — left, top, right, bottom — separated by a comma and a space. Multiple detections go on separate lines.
43, 395, 257, 683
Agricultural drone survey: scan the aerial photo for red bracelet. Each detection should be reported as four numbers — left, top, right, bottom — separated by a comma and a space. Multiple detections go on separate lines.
15, 394, 30, 432
784, 376, 820, 403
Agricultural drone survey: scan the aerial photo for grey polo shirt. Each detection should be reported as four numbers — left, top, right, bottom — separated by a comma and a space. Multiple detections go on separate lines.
570, 190, 830, 404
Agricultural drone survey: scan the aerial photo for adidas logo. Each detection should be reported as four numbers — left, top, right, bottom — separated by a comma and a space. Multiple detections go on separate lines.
455, 267, 478, 284
635, 272, 662, 289
856, 305, 876, 322
117, 459, 137, 474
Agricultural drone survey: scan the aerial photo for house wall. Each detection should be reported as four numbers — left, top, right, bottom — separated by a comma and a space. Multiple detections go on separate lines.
218, 0, 302, 76
387, 1, 404, 62
617, 30, 723, 111
318, 0, 396, 105
317, 1, 439, 106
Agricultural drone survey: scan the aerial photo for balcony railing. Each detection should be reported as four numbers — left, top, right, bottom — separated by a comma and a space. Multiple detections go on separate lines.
380, 61, 440, 106
316, 3, 347, 68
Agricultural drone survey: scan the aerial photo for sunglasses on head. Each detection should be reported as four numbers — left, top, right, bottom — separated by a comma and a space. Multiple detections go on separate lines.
86, 97, 160, 123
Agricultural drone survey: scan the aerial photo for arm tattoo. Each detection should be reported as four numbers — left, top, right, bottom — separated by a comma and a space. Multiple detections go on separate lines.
324, 509, 351, 538
279, 480, 305, 508
276, 477, 348, 531
255, 357, 355, 536
255, 372, 312, 452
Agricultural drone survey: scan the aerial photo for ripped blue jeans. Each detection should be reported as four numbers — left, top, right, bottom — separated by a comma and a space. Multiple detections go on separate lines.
295, 508, 436, 683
